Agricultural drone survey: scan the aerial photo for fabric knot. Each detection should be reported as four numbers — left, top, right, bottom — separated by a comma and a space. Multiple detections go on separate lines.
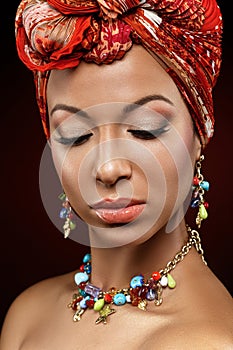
97, 0, 146, 19
47, 0, 146, 18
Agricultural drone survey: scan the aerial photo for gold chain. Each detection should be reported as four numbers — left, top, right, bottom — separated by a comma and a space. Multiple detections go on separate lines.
160, 225, 207, 276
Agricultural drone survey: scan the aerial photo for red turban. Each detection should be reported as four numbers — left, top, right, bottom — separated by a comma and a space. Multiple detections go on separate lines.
15, 0, 223, 146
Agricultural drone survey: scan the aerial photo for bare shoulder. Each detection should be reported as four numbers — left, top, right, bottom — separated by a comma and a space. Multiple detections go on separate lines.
143, 321, 233, 350
0, 271, 76, 350
144, 263, 233, 349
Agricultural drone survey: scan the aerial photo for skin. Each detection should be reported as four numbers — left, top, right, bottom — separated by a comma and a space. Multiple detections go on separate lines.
0, 45, 232, 350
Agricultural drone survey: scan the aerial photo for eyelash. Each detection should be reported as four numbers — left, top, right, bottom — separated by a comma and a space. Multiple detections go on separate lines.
56, 126, 168, 146
57, 133, 93, 146
128, 126, 168, 139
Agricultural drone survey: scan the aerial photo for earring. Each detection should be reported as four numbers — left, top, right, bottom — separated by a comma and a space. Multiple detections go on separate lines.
190, 155, 210, 228
58, 192, 76, 238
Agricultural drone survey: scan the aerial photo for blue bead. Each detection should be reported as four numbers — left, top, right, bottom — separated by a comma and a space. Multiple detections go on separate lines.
130, 275, 144, 289
113, 293, 126, 306
146, 289, 156, 301
59, 207, 68, 219
74, 272, 89, 285
84, 264, 92, 274
83, 253, 91, 264
191, 198, 200, 208
200, 181, 210, 191
78, 289, 87, 297
79, 296, 90, 309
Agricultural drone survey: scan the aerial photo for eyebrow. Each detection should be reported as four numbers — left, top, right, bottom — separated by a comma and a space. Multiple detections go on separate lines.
50, 94, 174, 118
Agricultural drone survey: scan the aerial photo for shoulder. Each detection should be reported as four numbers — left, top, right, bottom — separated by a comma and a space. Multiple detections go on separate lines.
0, 271, 75, 350
143, 321, 233, 350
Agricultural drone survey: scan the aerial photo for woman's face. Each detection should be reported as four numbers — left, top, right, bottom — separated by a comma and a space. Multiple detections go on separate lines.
47, 45, 201, 247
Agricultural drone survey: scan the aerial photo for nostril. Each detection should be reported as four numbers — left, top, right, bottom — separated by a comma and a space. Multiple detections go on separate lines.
96, 159, 132, 186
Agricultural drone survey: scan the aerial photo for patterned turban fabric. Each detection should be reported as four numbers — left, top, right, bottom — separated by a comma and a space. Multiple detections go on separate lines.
15, 0, 223, 146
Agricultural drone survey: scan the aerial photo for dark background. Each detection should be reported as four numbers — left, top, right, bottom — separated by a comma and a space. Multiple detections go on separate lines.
1, 1, 232, 330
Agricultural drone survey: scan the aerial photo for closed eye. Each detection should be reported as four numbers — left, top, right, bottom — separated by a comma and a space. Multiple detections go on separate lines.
56, 133, 93, 146
127, 126, 169, 140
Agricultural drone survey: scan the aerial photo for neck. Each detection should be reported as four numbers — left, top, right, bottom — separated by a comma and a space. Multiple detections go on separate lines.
88, 220, 189, 290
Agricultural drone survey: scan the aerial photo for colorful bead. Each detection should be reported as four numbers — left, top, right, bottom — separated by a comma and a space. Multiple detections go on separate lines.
104, 293, 112, 303
152, 271, 161, 281
126, 295, 131, 303
78, 289, 87, 297
113, 293, 126, 306
83, 253, 91, 263
84, 283, 101, 299
84, 263, 92, 274
59, 207, 68, 219
74, 272, 89, 285
193, 176, 199, 186
203, 201, 209, 209
167, 274, 176, 289
86, 298, 95, 308
94, 298, 105, 311
80, 296, 90, 309
130, 275, 144, 288
146, 289, 156, 301
199, 204, 208, 219
191, 198, 200, 208
160, 275, 168, 287
200, 181, 210, 191
79, 264, 85, 272
69, 221, 76, 230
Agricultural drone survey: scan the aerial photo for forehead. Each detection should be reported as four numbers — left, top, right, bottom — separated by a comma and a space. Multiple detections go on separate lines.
47, 45, 185, 112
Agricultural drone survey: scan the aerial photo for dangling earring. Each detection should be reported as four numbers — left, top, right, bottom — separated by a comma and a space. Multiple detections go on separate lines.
190, 155, 210, 228
58, 192, 76, 238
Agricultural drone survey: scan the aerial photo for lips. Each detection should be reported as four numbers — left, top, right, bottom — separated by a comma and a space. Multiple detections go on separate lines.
91, 198, 145, 224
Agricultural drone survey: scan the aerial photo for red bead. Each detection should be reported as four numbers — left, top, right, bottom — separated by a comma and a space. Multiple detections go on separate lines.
130, 287, 140, 297
79, 264, 85, 272
204, 202, 209, 209
104, 293, 113, 303
78, 281, 86, 290
152, 271, 161, 281
138, 286, 148, 299
86, 299, 95, 308
131, 297, 140, 306
193, 177, 200, 186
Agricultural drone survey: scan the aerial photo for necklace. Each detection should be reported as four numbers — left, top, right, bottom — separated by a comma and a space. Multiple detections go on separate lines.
68, 226, 206, 325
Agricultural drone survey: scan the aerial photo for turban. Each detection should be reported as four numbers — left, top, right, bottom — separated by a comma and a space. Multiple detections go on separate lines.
15, 0, 223, 146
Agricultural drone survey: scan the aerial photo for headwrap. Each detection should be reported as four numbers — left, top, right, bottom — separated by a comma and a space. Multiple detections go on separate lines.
15, 0, 223, 146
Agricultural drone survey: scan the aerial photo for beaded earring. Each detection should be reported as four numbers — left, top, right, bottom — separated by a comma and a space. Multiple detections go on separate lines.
58, 192, 76, 238
190, 155, 210, 228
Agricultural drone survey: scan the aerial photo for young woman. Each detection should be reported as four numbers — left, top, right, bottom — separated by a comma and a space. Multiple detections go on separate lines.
1, 0, 232, 349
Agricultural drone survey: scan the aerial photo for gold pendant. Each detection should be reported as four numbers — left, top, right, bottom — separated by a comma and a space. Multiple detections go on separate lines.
138, 300, 147, 311
73, 308, 85, 322
95, 305, 116, 324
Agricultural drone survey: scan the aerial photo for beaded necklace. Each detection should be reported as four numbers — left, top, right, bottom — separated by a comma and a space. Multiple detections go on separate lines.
68, 226, 206, 324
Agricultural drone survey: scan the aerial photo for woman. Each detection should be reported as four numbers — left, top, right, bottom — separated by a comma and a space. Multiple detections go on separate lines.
1, 0, 232, 349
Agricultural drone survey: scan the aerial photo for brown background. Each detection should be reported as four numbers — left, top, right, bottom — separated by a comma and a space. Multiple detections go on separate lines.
1, 1, 232, 329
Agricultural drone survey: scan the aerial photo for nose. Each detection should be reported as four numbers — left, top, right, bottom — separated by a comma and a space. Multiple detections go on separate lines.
96, 158, 132, 186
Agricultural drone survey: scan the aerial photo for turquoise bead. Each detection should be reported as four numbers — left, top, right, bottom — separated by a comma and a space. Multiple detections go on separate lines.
130, 275, 144, 289
83, 253, 91, 264
78, 289, 87, 297
113, 293, 126, 306
200, 181, 210, 191
74, 272, 89, 285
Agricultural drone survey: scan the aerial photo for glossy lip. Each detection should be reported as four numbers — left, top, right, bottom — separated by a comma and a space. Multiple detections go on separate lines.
91, 198, 146, 224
